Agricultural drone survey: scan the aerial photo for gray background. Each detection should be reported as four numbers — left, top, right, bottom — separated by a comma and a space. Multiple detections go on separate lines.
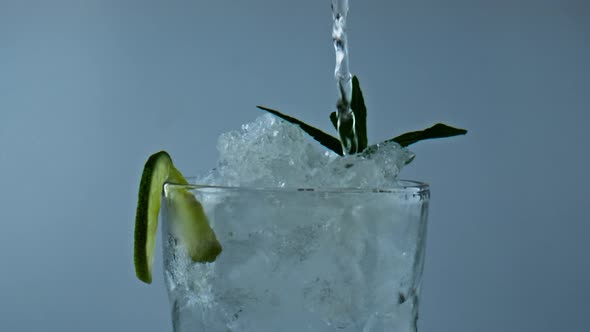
1, 0, 588, 331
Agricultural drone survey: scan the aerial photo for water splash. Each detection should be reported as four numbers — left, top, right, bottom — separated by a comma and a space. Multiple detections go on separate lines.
332, 0, 357, 154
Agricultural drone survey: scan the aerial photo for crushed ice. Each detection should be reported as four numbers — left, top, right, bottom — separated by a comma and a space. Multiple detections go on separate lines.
198, 114, 415, 189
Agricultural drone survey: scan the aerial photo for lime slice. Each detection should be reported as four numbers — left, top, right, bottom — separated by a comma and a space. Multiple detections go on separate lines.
134, 151, 222, 284
166, 188, 223, 263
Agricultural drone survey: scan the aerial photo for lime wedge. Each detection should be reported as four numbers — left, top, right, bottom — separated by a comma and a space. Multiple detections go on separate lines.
134, 151, 222, 284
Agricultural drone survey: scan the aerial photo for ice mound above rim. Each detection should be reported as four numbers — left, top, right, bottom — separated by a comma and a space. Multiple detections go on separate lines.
198, 114, 415, 188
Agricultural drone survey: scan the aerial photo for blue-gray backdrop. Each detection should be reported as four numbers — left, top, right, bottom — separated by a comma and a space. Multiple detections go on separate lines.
1, 0, 588, 331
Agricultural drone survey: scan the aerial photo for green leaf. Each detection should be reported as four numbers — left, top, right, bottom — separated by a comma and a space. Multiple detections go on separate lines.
389, 123, 468, 147
257, 106, 344, 156
350, 76, 368, 152
329, 111, 338, 130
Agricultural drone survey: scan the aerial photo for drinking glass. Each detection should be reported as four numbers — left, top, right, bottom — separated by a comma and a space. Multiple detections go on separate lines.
162, 180, 429, 332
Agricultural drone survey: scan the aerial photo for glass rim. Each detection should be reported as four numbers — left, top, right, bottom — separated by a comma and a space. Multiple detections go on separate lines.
164, 178, 429, 194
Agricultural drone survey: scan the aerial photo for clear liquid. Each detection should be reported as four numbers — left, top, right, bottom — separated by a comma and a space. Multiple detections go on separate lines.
332, 0, 358, 154
332, 0, 352, 100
